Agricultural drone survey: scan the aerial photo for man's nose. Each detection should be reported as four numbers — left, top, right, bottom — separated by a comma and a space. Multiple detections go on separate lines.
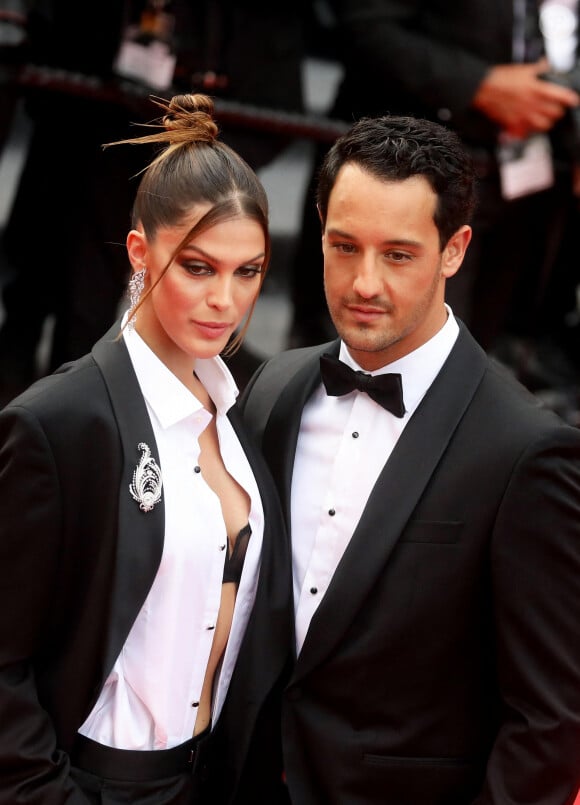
352, 255, 383, 298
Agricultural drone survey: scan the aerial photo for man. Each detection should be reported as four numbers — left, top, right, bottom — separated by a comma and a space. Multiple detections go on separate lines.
240, 115, 580, 804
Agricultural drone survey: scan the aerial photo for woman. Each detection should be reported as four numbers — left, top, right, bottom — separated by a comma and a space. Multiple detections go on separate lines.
0, 94, 292, 804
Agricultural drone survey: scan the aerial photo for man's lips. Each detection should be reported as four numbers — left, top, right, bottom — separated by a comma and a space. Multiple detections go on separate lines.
346, 303, 389, 322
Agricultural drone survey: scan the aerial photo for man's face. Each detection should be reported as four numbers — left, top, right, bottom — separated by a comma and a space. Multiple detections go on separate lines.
322, 164, 470, 370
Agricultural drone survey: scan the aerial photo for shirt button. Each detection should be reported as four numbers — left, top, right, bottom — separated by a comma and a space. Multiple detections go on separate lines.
206, 625, 215, 631
194, 465, 201, 474
310, 587, 318, 595
219, 543, 226, 551
352, 431, 359, 438
328, 508, 336, 516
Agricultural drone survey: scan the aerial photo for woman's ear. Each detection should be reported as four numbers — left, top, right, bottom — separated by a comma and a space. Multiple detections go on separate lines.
126, 228, 148, 272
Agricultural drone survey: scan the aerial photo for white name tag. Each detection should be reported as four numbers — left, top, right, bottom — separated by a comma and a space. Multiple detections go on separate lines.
114, 40, 176, 91
497, 134, 555, 200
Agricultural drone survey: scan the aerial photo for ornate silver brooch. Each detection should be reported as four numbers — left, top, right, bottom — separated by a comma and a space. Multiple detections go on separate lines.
129, 442, 163, 512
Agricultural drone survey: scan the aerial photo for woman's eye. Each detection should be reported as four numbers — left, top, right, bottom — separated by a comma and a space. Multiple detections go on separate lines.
235, 266, 263, 278
183, 262, 213, 276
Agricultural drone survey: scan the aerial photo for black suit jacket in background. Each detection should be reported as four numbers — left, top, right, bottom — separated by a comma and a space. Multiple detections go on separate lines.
331, 0, 518, 149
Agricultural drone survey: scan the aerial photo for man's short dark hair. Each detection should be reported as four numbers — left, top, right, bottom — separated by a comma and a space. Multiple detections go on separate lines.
316, 115, 477, 249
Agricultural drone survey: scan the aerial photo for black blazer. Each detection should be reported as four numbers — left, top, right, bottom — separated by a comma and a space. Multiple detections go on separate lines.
0, 323, 292, 804
240, 324, 580, 805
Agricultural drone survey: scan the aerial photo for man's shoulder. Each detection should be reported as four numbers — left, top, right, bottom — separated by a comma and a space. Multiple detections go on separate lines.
471, 353, 580, 446
253, 341, 334, 385
239, 341, 335, 444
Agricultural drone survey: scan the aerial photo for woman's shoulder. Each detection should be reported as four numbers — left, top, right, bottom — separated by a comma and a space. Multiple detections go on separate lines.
2, 353, 109, 426
0, 352, 128, 475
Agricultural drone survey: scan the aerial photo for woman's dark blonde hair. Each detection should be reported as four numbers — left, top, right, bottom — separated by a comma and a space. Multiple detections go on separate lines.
106, 93, 270, 354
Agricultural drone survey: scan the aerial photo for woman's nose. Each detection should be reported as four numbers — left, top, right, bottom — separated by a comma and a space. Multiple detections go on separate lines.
207, 275, 234, 309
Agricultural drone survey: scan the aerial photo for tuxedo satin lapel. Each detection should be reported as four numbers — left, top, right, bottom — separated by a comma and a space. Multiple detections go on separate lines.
228, 406, 293, 676
263, 341, 340, 520
294, 325, 488, 679
91, 323, 165, 675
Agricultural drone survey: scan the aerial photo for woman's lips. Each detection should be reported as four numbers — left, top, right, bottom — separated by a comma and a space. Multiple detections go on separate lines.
193, 320, 232, 338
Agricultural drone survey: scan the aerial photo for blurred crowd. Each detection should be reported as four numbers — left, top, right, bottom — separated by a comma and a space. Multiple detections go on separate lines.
1, 0, 579, 424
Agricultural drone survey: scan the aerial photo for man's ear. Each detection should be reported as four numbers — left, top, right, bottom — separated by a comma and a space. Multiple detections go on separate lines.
126, 228, 148, 272
441, 225, 472, 279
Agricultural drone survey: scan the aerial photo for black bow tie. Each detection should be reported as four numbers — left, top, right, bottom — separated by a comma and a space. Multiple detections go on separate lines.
320, 354, 406, 417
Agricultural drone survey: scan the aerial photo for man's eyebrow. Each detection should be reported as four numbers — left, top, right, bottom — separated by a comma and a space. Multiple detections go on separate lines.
326, 228, 422, 248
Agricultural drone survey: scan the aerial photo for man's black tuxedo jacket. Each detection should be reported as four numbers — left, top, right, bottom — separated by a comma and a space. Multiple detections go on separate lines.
0, 323, 292, 804
239, 325, 580, 805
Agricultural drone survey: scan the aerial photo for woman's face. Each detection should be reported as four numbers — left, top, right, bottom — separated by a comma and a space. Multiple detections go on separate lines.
128, 210, 266, 377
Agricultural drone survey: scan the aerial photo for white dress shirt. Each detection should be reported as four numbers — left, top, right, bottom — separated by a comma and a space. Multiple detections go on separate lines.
78, 325, 263, 749
291, 310, 459, 654
539, 0, 578, 72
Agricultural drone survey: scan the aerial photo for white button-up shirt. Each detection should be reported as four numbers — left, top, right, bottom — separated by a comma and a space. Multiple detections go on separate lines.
291, 311, 459, 654
78, 325, 263, 749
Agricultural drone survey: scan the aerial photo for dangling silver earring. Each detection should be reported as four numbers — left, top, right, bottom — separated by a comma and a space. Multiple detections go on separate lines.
127, 267, 146, 332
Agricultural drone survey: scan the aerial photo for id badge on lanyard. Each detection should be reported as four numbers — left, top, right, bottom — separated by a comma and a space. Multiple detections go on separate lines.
497, 0, 555, 199
114, 2, 177, 91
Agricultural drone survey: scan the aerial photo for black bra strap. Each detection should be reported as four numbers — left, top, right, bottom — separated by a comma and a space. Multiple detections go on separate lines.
222, 523, 251, 585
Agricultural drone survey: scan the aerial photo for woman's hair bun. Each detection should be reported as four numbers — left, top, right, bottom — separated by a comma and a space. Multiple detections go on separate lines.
160, 93, 219, 144
102, 93, 220, 152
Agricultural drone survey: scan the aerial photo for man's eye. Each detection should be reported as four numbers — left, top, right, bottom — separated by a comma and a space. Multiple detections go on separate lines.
333, 243, 356, 254
387, 251, 411, 262
236, 266, 263, 278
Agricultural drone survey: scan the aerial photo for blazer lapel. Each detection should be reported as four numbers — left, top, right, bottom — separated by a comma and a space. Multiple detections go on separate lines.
225, 405, 293, 693
262, 341, 340, 520
91, 323, 165, 676
294, 325, 488, 679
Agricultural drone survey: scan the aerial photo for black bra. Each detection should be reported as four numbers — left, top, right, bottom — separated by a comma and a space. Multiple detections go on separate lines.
222, 523, 251, 585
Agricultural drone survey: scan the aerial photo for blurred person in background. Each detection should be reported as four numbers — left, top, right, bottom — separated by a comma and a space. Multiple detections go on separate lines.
0, 1, 28, 153
0, 0, 306, 404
